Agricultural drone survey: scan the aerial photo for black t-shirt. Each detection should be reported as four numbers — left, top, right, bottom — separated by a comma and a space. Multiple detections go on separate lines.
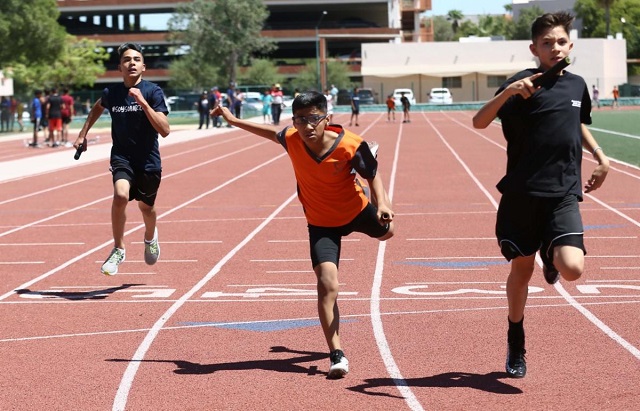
101, 80, 168, 172
496, 69, 592, 199
47, 94, 63, 119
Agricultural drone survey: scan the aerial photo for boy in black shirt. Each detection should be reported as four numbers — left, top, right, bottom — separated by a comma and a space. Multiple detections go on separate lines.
472, 12, 609, 378
74, 43, 170, 275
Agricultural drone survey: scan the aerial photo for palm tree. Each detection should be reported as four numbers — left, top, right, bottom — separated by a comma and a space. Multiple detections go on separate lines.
447, 10, 464, 34
597, 0, 616, 37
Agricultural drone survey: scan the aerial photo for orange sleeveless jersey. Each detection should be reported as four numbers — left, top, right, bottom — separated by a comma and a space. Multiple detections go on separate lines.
279, 125, 369, 227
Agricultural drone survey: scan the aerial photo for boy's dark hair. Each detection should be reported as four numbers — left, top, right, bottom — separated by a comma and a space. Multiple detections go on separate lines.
531, 11, 574, 41
292, 91, 327, 114
118, 42, 144, 58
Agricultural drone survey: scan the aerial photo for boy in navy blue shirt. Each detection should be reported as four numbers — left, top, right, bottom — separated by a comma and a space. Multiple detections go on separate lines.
74, 43, 170, 275
473, 12, 609, 378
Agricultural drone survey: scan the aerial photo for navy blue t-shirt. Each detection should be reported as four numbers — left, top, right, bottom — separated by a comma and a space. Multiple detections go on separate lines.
101, 80, 168, 172
496, 69, 592, 199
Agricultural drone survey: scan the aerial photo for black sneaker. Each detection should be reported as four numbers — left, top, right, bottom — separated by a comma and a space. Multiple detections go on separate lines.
328, 349, 349, 379
543, 263, 560, 285
505, 344, 527, 378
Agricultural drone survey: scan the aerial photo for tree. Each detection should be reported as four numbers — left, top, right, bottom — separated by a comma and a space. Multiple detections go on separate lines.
167, 0, 275, 88
597, 0, 617, 36
239, 59, 283, 86
10, 35, 109, 95
431, 16, 455, 41
507, 6, 545, 40
575, 0, 640, 57
446, 10, 464, 34
0, 0, 66, 66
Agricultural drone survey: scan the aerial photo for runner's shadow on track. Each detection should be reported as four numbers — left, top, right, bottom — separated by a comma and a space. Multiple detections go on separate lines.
348, 372, 522, 398
109, 346, 331, 377
15, 283, 144, 300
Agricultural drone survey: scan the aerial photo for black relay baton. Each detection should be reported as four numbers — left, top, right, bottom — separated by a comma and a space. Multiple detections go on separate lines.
74, 143, 85, 160
532, 56, 571, 88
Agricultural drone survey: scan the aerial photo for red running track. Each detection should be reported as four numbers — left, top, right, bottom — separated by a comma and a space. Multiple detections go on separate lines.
0, 111, 639, 410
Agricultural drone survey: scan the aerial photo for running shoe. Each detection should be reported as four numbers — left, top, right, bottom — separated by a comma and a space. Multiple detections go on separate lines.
505, 343, 527, 378
144, 227, 160, 265
543, 264, 560, 285
328, 349, 349, 378
101, 247, 125, 276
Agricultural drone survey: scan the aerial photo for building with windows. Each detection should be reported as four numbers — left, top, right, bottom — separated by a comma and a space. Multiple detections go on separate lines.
56, 0, 432, 89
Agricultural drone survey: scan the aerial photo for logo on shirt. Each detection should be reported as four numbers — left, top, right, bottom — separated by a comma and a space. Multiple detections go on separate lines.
112, 104, 143, 113
571, 100, 581, 107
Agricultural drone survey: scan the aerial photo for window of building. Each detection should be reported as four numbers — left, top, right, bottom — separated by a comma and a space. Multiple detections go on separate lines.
487, 75, 507, 87
442, 77, 461, 88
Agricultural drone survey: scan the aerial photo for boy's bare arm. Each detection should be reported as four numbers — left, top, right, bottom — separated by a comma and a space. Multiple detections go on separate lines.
212, 105, 279, 142
367, 173, 394, 221
472, 73, 543, 129
581, 124, 609, 193
129, 88, 170, 137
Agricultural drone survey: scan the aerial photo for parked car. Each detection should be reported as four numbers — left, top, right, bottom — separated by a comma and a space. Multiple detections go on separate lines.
392, 88, 416, 107
358, 88, 377, 105
428, 88, 453, 104
242, 91, 263, 112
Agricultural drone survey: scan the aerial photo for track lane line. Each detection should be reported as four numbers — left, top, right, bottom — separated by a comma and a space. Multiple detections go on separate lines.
429, 113, 640, 361
0, 148, 286, 300
112, 191, 297, 411
369, 118, 424, 410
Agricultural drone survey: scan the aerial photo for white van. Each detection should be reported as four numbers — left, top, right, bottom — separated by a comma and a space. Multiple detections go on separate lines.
428, 88, 453, 104
392, 88, 416, 107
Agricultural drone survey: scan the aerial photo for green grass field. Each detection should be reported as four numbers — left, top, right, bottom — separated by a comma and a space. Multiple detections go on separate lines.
589, 109, 640, 167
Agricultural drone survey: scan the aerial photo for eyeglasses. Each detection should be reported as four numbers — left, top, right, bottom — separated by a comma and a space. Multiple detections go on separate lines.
292, 114, 328, 126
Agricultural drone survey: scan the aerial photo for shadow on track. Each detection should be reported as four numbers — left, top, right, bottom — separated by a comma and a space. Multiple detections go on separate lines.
15, 283, 144, 300
348, 371, 522, 398
108, 346, 329, 377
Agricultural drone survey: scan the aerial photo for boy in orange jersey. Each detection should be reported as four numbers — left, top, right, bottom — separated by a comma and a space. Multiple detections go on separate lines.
212, 91, 395, 379
386, 94, 396, 121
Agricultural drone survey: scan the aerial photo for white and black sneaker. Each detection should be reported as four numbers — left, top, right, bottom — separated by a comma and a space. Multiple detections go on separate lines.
328, 349, 349, 379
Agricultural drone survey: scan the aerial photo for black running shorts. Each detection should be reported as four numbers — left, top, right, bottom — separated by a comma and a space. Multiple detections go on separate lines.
111, 162, 161, 207
496, 193, 586, 261
308, 203, 390, 268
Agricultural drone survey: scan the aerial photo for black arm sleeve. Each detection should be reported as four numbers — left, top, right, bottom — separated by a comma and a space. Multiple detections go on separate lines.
351, 141, 378, 179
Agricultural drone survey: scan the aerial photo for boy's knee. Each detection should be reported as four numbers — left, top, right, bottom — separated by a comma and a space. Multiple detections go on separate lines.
560, 262, 583, 282
113, 192, 128, 206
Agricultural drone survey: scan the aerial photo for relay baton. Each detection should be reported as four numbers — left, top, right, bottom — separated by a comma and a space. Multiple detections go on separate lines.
532, 57, 571, 88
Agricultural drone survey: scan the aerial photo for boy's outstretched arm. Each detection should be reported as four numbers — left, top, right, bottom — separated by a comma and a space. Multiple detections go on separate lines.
581, 124, 609, 193
73, 99, 104, 152
472, 73, 543, 129
212, 105, 279, 142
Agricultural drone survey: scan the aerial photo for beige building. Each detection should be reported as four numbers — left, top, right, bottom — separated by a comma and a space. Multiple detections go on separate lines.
362, 37, 628, 103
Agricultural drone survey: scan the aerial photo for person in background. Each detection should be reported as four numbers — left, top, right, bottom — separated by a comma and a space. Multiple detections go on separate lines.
612, 85, 619, 109
271, 84, 284, 126
591, 85, 600, 109
16, 98, 25, 132
29, 90, 44, 147
324, 88, 334, 114
61, 88, 75, 145
197, 91, 210, 129
349, 87, 360, 127
400, 92, 411, 123
262, 88, 273, 124
386, 94, 396, 122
